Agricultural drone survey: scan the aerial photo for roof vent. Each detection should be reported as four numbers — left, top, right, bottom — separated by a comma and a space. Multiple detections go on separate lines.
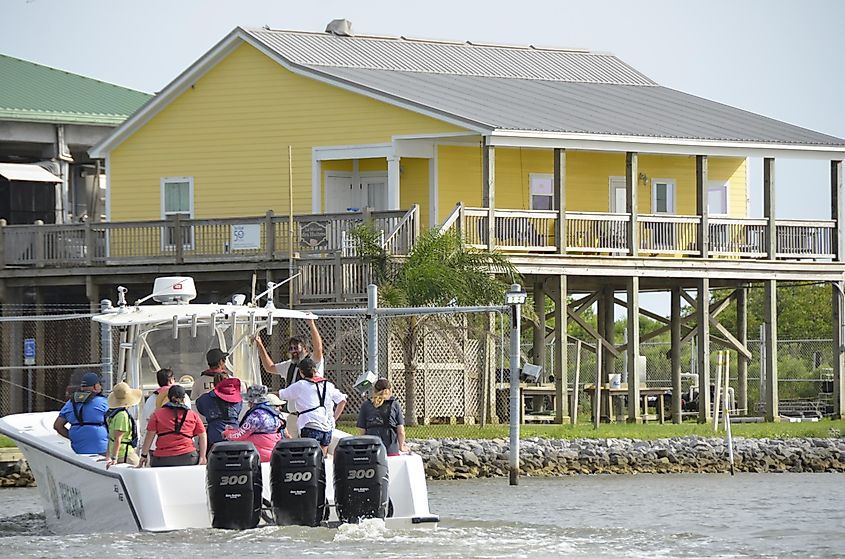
325, 19, 353, 37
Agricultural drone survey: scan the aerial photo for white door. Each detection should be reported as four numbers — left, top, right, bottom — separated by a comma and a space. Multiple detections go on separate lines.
362, 173, 388, 211
325, 173, 361, 213
609, 176, 627, 212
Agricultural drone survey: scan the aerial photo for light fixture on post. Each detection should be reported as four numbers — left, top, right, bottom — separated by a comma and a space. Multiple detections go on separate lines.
638, 172, 650, 185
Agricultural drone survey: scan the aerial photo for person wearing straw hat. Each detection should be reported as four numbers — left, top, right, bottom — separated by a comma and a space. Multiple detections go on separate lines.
105, 382, 143, 467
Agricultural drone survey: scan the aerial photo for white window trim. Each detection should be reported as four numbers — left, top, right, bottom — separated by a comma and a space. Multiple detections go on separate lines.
160, 176, 194, 250
528, 172, 554, 210
608, 175, 626, 213
707, 180, 730, 216
651, 178, 676, 214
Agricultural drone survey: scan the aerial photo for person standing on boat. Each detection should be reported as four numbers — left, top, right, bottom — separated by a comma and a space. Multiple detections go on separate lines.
222, 384, 288, 462
255, 319, 324, 387
356, 378, 409, 456
279, 358, 346, 456
138, 385, 207, 467
195, 374, 242, 449
105, 382, 143, 467
190, 348, 233, 405
143, 367, 192, 421
53, 372, 109, 455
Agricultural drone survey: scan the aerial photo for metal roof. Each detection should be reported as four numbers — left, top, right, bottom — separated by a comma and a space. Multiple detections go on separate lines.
304, 66, 845, 146
0, 54, 151, 126
242, 28, 844, 147
244, 28, 655, 86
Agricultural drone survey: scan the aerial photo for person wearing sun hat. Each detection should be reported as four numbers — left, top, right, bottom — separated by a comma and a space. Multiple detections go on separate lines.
223, 384, 287, 462
195, 373, 243, 450
105, 382, 143, 467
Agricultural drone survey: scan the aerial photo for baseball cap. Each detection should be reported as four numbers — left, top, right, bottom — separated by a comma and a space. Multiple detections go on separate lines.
80, 372, 101, 388
206, 348, 228, 366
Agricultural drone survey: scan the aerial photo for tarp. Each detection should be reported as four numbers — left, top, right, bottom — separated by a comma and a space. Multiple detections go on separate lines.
0, 163, 61, 183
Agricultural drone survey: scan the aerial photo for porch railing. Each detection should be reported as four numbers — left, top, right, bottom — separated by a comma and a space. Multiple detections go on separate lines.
0, 207, 416, 268
440, 206, 838, 260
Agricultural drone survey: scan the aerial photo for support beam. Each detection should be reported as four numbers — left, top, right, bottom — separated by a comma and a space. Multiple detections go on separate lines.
387, 156, 401, 210
763, 158, 776, 259
671, 287, 682, 423
708, 316, 753, 360
532, 278, 547, 413
626, 152, 639, 256
697, 278, 711, 423
613, 297, 670, 325
570, 292, 600, 316
833, 160, 844, 262
626, 277, 641, 422
833, 282, 845, 419
553, 274, 568, 422
554, 148, 567, 254
567, 307, 621, 359
764, 280, 779, 421
737, 287, 748, 415
696, 155, 709, 257
482, 139, 496, 251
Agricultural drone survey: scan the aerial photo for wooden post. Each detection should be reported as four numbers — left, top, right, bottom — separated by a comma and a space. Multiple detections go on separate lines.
265, 209, 276, 259
570, 339, 581, 425
737, 287, 748, 415
697, 277, 711, 423
333, 251, 343, 303
831, 160, 843, 262
84, 220, 93, 265
173, 213, 184, 264
482, 139, 496, 252
626, 152, 639, 256
833, 282, 845, 419
34, 287, 45, 411
0, 221, 6, 268
553, 274, 568, 422
671, 286, 682, 423
532, 277, 546, 414
554, 148, 567, 254
34, 220, 45, 268
763, 158, 776, 259
764, 279, 779, 421
626, 276, 641, 422
696, 155, 709, 258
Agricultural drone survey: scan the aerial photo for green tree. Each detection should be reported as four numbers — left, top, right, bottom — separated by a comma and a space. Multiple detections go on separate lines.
353, 225, 518, 425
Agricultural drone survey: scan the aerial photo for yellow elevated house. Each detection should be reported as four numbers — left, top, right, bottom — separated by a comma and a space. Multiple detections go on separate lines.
78, 23, 845, 424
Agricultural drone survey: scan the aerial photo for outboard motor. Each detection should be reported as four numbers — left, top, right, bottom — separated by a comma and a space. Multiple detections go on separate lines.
270, 438, 326, 526
333, 436, 389, 523
206, 441, 262, 530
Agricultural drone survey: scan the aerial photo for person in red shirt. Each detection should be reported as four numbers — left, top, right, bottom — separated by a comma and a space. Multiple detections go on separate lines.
138, 385, 207, 467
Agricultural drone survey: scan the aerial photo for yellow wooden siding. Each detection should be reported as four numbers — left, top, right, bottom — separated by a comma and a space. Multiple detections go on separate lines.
109, 41, 465, 221
398, 158, 430, 226
434, 146, 747, 223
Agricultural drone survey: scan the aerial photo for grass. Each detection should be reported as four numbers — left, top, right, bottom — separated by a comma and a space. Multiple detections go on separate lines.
0, 435, 16, 448
387, 418, 845, 441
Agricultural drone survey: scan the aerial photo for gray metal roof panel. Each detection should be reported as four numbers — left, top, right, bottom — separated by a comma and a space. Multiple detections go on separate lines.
305, 66, 845, 146
244, 28, 655, 86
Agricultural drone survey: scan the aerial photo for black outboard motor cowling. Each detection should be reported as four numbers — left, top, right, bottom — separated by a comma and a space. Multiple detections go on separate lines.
206, 441, 262, 530
270, 438, 326, 526
333, 435, 389, 523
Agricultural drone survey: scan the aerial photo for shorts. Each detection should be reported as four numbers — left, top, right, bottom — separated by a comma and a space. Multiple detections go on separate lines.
299, 427, 332, 447
151, 451, 198, 467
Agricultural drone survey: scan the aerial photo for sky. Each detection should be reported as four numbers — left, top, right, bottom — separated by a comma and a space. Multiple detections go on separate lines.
4, 0, 844, 314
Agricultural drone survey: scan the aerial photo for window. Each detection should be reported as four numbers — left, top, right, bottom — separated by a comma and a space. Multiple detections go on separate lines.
161, 177, 194, 249
529, 173, 553, 210
651, 179, 676, 214
707, 181, 728, 215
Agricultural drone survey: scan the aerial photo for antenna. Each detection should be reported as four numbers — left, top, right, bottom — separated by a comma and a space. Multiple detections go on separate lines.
252, 273, 301, 306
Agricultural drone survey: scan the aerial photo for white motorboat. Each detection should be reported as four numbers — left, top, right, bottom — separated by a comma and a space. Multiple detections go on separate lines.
0, 277, 437, 533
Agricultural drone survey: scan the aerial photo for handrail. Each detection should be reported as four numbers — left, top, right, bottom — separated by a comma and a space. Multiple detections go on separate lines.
382, 205, 418, 249
438, 203, 462, 234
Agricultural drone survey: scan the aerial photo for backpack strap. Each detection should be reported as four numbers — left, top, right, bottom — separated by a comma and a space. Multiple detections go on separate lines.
159, 407, 194, 438
295, 380, 328, 415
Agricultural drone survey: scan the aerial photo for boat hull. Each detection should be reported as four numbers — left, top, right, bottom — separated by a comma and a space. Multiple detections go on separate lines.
0, 412, 437, 533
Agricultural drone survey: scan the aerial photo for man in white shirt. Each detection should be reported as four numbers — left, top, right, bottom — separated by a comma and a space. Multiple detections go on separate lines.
279, 357, 346, 455
255, 319, 324, 386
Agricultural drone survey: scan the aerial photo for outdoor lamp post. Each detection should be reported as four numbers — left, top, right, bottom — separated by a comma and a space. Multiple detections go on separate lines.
505, 283, 527, 485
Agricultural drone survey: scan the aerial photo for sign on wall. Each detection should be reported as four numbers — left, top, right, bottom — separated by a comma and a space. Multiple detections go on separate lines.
230, 224, 261, 251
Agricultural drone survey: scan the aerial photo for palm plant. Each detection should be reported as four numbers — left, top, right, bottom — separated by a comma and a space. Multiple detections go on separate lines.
351, 224, 518, 425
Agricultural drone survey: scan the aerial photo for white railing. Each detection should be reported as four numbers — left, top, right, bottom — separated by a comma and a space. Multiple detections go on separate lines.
382, 205, 419, 256
566, 212, 629, 253
462, 208, 556, 251
638, 214, 700, 255
709, 217, 767, 257
776, 219, 835, 259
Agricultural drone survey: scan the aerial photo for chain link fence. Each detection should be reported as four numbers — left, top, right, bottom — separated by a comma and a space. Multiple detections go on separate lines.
0, 305, 838, 435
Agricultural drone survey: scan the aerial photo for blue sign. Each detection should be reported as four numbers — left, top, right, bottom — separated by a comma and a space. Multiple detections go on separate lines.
23, 338, 35, 365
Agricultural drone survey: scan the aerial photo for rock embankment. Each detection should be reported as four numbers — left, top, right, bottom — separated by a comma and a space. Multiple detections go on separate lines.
0, 457, 36, 488
410, 437, 845, 480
